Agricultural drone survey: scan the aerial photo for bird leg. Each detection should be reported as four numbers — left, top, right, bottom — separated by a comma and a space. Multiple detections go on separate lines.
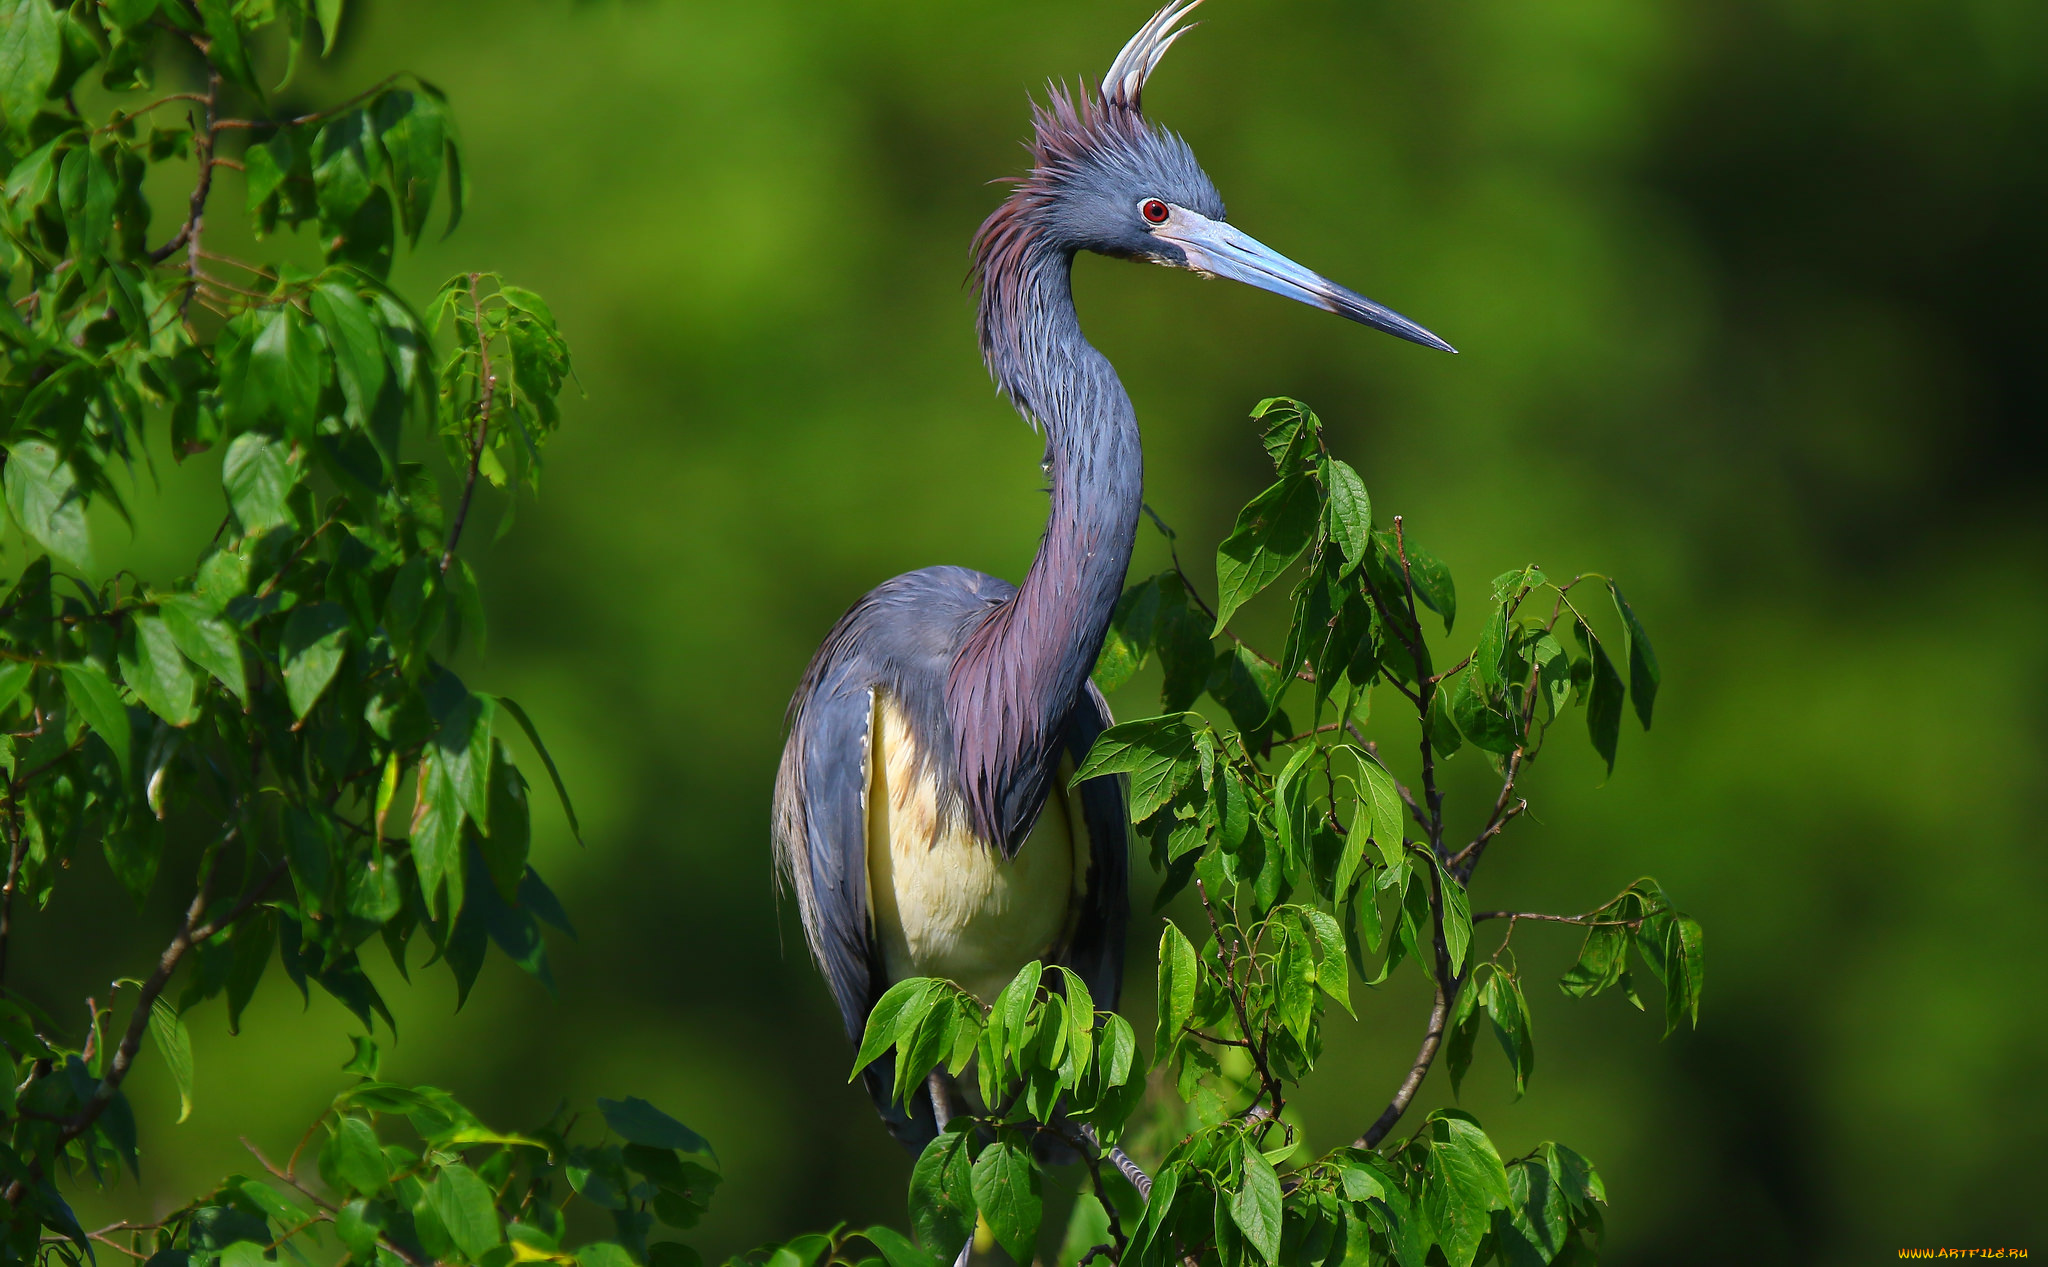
928, 1070, 958, 1131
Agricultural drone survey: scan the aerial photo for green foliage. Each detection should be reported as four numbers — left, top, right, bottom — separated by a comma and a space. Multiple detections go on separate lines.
829, 399, 1701, 1267
0, 3, 1702, 1262
0, 4, 628, 1264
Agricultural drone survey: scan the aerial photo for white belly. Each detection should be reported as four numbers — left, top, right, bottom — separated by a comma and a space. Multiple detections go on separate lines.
865, 693, 1088, 1003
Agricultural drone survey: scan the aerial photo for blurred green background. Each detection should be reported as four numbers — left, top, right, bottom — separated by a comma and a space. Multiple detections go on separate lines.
18, 0, 2046, 1262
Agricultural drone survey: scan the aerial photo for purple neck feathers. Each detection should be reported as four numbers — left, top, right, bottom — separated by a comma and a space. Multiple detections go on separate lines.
949, 231, 1143, 853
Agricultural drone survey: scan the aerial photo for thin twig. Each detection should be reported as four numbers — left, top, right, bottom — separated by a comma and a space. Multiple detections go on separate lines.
1195, 881, 1284, 1124
0, 808, 25, 995
441, 274, 496, 575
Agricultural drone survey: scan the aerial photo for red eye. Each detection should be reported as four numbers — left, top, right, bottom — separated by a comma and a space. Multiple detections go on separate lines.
1142, 199, 1170, 224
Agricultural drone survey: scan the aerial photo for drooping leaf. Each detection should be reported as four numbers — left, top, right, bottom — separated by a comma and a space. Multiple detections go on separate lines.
599, 1097, 714, 1158
147, 997, 194, 1123
969, 1137, 1040, 1266
1230, 1141, 1284, 1264
908, 1127, 977, 1257
60, 661, 130, 775
1609, 582, 1661, 730
1577, 621, 1624, 773
1213, 473, 1321, 632
1324, 457, 1371, 573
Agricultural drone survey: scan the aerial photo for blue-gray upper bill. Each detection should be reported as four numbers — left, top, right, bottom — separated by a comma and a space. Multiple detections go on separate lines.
1155, 208, 1457, 354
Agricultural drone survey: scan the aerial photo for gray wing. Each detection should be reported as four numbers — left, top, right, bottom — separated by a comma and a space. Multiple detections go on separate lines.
1059, 680, 1131, 1011
772, 658, 939, 1149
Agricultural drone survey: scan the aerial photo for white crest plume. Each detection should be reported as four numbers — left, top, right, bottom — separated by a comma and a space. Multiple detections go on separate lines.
1100, 0, 1204, 113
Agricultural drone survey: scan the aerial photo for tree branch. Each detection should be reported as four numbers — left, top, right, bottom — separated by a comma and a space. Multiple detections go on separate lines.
1195, 881, 1285, 1125
4, 847, 286, 1205
0, 807, 25, 995
1353, 983, 1448, 1150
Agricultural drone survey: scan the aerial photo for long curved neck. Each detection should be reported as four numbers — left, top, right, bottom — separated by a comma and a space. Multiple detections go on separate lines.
951, 240, 1144, 852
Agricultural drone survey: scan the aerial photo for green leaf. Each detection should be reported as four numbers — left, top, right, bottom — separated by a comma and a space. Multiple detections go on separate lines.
1435, 855, 1473, 977
1214, 474, 1321, 632
1157, 922, 1197, 1055
1324, 458, 1371, 573
6, 438, 93, 572
1359, 757, 1406, 877
223, 305, 324, 434
319, 1114, 389, 1195
375, 89, 445, 244
158, 595, 246, 701
1450, 666, 1517, 757
478, 742, 530, 901
852, 978, 936, 1079
0, 0, 61, 132
1444, 976, 1483, 1096
969, 1137, 1040, 1266
426, 1162, 501, 1260
197, 0, 255, 89
598, 1097, 714, 1157
1072, 713, 1203, 822
60, 662, 129, 775
226, 435, 305, 536
310, 279, 388, 429
909, 1127, 976, 1255
1423, 1112, 1512, 1267
315, 0, 344, 52
861, 1226, 936, 1267
1230, 1141, 1284, 1264
1577, 621, 1623, 773
410, 747, 465, 918
496, 695, 582, 845
120, 614, 199, 726
147, 997, 194, 1122
1609, 582, 1660, 730
1557, 924, 1628, 999
281, 602, 350, 719
1483, 974, 1535, 1098
1402, 537, 1456, 633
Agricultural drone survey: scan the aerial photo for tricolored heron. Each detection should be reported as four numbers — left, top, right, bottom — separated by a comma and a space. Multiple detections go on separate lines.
772, 0, 1454, 1149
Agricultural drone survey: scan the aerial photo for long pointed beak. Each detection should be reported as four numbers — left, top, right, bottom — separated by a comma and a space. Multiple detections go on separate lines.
1154, 208, 1456, 353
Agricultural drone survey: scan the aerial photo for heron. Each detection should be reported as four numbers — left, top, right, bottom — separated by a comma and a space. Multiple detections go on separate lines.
772, 0, 1454, 1151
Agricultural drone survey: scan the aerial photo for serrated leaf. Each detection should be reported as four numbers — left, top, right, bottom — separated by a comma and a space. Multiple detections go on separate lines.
908, 1128, 976, 1256
969, 1138, 1040, 1266
1230, 1141, 1284, 1264
1072, 713, 1203, 823
1157, 922, 1197, 1055
1214, 474, 1321, 632
1324, 458, 1371, 572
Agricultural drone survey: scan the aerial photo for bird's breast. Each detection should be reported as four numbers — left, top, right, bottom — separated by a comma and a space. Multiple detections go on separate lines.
865, 693, 1088, 1003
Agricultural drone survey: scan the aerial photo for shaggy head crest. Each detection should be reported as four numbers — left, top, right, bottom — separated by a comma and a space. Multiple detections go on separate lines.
972, 1, 1224, 417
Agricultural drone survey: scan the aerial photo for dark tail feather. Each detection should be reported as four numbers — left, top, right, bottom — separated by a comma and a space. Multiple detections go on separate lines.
861, 1051, 940, 1153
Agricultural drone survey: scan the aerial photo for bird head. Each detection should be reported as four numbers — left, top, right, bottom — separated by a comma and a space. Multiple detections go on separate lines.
974, 0, 1454, 356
